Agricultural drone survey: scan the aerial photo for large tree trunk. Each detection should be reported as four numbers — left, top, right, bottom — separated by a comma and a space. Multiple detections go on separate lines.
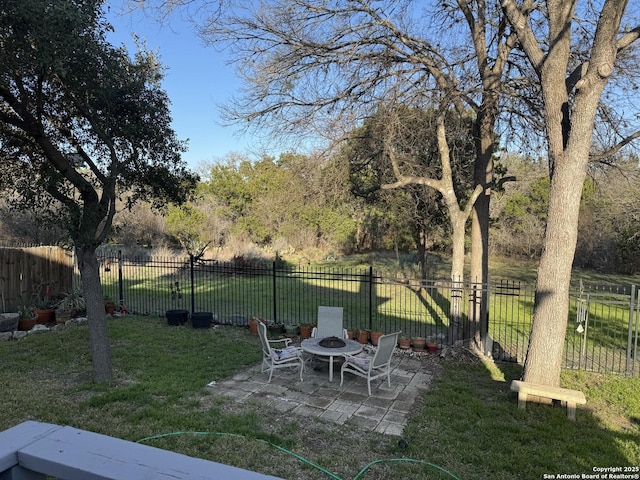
503, 0, 629, 388
469, 111, 495, 352
448, 211, 467, 341
78, 247, 113, 383
416, 225, 428, 280
470, 186, 489, 350
523, 79, 598, 386
522, 155, 587, 386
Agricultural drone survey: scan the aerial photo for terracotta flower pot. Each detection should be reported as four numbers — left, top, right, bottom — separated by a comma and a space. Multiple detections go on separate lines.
427, 341, 438, 354
248, 317, 261, 335
299, 324, 313, 339
412, 337, 426, 352
18, 316, 38, 331
357, 329, 369, 344
370, 331, 383, 346
35, 309, 54, 325
398, 337, 411, 349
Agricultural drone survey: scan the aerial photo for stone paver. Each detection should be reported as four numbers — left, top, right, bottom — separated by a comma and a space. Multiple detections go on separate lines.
205, 350, 438, 435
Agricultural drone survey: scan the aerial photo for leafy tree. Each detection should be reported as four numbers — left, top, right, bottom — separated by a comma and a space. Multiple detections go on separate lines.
0, 0, 197, 382
166, 202, 209, 258
203, 160, 253, 221
201, 153, 357, 252
576, 159, 640, 273
494, 176, 549, 257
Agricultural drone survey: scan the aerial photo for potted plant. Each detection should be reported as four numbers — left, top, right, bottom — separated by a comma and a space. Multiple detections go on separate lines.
166, 281, 188, 325
32, 282, 55, 324
284, 324, 298, 336
398, 335, 411, 349
299, 324, 313, 339
103, 296, 117, 314
18, 305, 38, 331
248, 316, 263, 335
370, 330, 384, 346
55, 287, 85, 324
411, 336, 426, 352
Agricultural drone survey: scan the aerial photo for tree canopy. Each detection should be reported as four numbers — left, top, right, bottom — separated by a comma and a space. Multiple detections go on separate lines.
0, 0, 198, 382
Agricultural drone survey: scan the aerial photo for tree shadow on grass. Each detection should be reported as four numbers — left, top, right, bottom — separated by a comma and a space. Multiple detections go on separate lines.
402, 357, 639, 479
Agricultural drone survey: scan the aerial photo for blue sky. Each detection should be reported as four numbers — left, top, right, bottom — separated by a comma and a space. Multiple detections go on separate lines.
106, 3, 249, 170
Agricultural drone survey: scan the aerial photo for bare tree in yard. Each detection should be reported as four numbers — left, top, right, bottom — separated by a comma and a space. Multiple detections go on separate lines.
385, 110, 484, 339
502, 0, 640, 386
0, 0, 198, 382
344, 105, 480, 339
184, 0, 519, 346
345, 112, 450, 267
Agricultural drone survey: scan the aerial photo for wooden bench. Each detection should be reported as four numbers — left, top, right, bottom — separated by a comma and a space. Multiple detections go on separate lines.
510, 380, 586, 420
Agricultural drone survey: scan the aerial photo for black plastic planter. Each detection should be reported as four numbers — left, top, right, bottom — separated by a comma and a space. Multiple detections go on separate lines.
166, 309, 189, 326
191, 312, 213, 329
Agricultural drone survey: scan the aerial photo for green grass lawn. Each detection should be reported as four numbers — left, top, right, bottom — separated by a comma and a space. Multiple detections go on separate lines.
98, 251, 639, 377
1, 316, 639, 479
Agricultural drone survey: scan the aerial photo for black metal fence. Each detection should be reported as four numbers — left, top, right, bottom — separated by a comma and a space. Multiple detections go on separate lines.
98, 252, 639, 377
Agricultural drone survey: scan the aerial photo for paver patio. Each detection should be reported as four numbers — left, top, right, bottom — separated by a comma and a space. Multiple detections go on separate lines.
205, 350, 437, 436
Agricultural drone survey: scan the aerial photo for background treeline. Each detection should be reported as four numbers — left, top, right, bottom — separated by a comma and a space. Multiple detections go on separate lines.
1, 150, 639, 274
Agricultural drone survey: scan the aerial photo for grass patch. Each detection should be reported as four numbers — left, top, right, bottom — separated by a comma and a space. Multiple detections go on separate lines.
96, 253, 640, 378
1, 316, 639, 479
403, 360, 640, 479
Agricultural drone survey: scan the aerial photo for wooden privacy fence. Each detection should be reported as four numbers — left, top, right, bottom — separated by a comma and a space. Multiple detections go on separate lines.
0, 246, 73, 310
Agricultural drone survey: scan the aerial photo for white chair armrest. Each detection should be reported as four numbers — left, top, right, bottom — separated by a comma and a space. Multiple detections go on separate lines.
267, 337, 292, 347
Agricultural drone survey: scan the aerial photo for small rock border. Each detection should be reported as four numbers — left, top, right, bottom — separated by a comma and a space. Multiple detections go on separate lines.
0, 314, 125, 342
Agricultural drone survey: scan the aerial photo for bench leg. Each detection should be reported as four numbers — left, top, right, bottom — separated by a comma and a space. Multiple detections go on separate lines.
566, 402, 577, 421
517, 392, 528, 410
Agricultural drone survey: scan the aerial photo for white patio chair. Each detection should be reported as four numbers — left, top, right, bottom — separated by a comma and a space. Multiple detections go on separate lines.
340, 331, 400, 395
258, 321, 304, 383
311, 306, 347, 339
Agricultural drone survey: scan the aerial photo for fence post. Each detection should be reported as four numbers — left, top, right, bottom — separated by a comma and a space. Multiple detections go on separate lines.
272, 261, 277, 323
190, 254, 195, 314
117, 250, 123, 307
368, 266, 373, 331
626, 284, 637, 376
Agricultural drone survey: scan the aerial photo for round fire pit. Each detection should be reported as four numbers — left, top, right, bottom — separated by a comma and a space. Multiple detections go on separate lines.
318, 336, 346, 348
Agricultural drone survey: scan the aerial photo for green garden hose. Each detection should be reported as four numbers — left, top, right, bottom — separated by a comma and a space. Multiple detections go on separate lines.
136, 431, 461, 480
